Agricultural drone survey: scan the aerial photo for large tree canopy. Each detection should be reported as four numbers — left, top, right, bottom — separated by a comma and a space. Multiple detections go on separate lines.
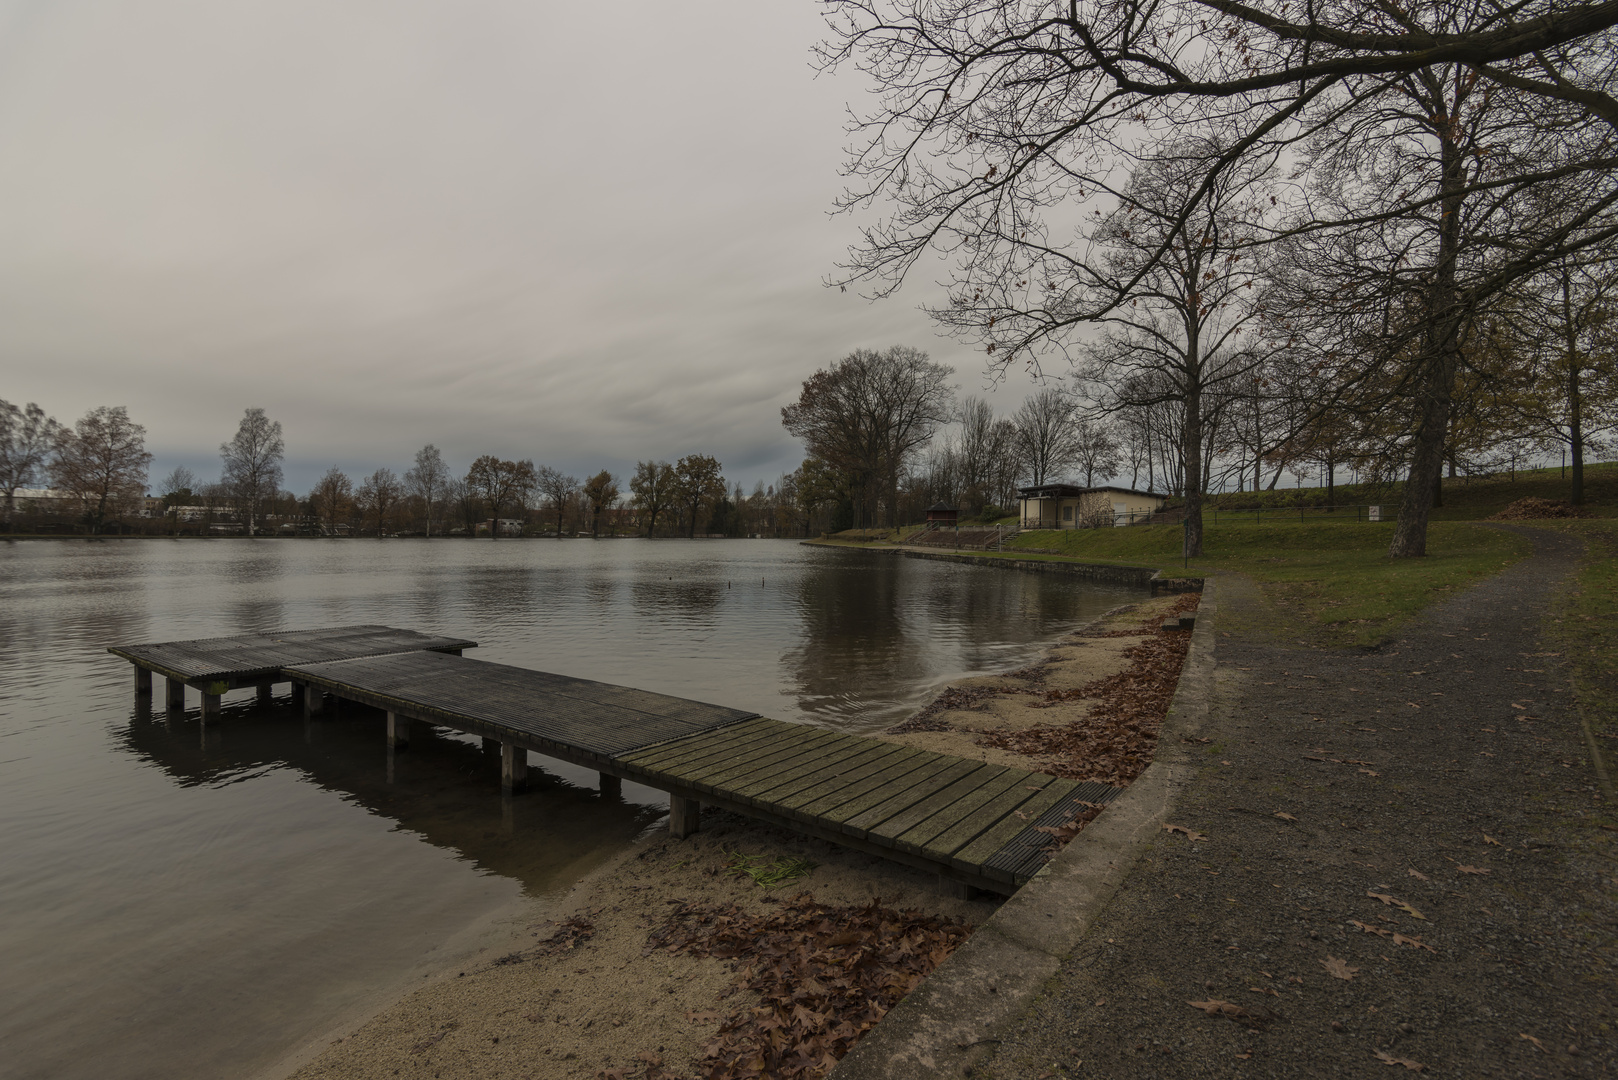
820, 0, 1618, 554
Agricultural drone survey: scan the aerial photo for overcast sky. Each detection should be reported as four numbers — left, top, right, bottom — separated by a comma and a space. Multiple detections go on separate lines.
0, 0, 1048, 493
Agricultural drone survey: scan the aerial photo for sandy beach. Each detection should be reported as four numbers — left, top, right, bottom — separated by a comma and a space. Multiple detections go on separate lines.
285, 593, 1194, 1080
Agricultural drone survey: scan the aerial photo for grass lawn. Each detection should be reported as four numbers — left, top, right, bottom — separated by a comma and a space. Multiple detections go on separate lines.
1539, 522, 1618, 798
997, 520, 1534, 648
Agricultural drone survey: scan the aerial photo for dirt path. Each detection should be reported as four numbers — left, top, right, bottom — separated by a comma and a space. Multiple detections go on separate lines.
980, 527, 1615, 1079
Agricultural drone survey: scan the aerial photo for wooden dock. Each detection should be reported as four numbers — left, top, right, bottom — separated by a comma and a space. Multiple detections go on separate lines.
111, 626, 1120, 894
110, 624, 476, 717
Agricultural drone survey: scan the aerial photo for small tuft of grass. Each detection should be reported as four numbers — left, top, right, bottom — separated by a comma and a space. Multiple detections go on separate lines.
723, 851, 818, 889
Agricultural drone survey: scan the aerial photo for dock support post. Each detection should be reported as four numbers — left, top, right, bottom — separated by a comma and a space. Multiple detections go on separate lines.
165, 677, 185, 711
256, 683, 273, 704
304, 688, 325, 717
481, 737, 500, 755
134, 667, 152, 700
201, 692, 221, 720
938, 874, 973, 900
387, 711, 410, 750
501, 742, 527, 795
599, 773, 621, 798
290, 683, 305, 710
668, 794, 701, 839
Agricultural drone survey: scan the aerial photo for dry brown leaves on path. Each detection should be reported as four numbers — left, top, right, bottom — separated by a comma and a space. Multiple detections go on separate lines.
639, 897, 972, 1080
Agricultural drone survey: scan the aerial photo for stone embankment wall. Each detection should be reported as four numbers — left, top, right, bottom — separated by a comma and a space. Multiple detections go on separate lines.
889, 547, 1203, 595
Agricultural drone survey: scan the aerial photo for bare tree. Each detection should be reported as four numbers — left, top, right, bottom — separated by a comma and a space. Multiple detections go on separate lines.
582, 470, 619, 537
673, 454, 725, 538
534, 466, 579, 537
820, 0, 1618, 556
1012, 388, 1076, 487
0, 400, 60, 529
404, 444, 450, 536
310, 467, 352, 535
51, 406, 152, 534
355, 468, 403, 536
220, 408, 285, 536
465, 456, 536, 537
157, 466, 197, 535
630, 461, 676, 537
781, 346, 954, 527
1070, 418, 1123, 488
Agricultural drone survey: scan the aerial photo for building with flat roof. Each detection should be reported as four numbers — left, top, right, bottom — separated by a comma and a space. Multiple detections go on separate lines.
1018, 483, 1167, 529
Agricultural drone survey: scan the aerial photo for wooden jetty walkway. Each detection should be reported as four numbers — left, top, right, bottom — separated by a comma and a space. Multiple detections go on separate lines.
111, 625, 1120, 895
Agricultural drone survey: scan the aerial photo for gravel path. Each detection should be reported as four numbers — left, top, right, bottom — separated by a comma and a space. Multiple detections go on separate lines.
979, 526, 1615, 1079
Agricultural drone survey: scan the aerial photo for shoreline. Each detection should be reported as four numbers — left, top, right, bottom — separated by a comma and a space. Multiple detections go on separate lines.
283, 594, 1193, 1080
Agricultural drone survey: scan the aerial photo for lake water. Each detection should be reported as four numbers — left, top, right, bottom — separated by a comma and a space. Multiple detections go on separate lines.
0, 538, 1136, 1080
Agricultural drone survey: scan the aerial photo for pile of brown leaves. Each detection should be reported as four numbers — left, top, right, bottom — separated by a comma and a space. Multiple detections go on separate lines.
974, 593, 1200, 785
1490, 497, 1590, 520
640, 898, 973, 1080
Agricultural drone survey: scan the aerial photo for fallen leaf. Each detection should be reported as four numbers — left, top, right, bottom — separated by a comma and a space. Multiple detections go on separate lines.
1520, 1033, 1545, 1052
1483, 834, 1501, 846
1164, 824, 1209, 842
1392, 933, 1436, 953
1456, 865, 1491, 875
1374, 1049, 1426, 1071
1351, 919, 1391, 938
1407, 868, 1429, 881
1274, 812, 1298, 822
1322, 956, 1359, 981
686, 1011, 720, 1024
1188, 999, 1248, 1017
1366, 892, 1426, 920
1359, 768, 1381, 776
1249, 986, 1279, 997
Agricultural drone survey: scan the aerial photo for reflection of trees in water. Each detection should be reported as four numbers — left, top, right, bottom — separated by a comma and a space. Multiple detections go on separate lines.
117, 703, 661, 894
781, 554, 1133, 730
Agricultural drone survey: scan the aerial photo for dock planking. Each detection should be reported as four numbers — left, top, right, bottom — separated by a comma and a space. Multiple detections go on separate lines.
112, 628, 1122, 894
109, 624, 477, 716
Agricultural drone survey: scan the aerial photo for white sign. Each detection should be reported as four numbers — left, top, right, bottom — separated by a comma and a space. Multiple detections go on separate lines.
1367, 505, 1381, 522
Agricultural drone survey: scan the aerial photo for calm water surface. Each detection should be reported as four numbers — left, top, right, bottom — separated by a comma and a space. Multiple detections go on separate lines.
0, 538, 1135, 1080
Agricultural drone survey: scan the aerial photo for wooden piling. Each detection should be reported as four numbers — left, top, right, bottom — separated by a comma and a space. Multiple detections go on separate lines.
501, 742, 527, 794
165, 677, 185, 711
387, 711, 410, 750
256, 683, 274, 703
668, 794, 701, 838
482, 737, 500, 755
201, 692, 221, 719
599, 773, 622, 798
134, 666, 152, 699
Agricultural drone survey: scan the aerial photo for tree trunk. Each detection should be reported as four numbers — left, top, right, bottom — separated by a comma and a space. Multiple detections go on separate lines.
1565, 272, 1586, 505
1389, 102, 1466, 559
1182, 381, 1204, 558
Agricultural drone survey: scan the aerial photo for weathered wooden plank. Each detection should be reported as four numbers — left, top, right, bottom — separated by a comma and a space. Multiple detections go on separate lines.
924, 773, 1061, 861
866, 764, 1009, 847
805, 749, 959, 823
951, 780, 1079, 882
621, 718, 783, 770
893, 768, 1037, 857
838, 757, 985, 840
979, 782, 1125, 881
722, 736, 876, 804
747, 741, 906, 809
665, 728, 847, 794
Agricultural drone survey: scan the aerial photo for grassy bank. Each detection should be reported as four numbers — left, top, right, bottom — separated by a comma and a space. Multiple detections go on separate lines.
1543, 521, 1618, 798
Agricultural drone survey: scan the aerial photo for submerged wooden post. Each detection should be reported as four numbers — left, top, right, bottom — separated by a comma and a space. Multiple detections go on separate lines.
387, 711, 410, 750
201, 691, 222, 720
256, 683, 273, 704
599, 773, 622, 798
165, 677, 185, 711
501, 742, 527, 794
304, 686, 325, 717
134, 666, 152, 699
668, 794, 701, 838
